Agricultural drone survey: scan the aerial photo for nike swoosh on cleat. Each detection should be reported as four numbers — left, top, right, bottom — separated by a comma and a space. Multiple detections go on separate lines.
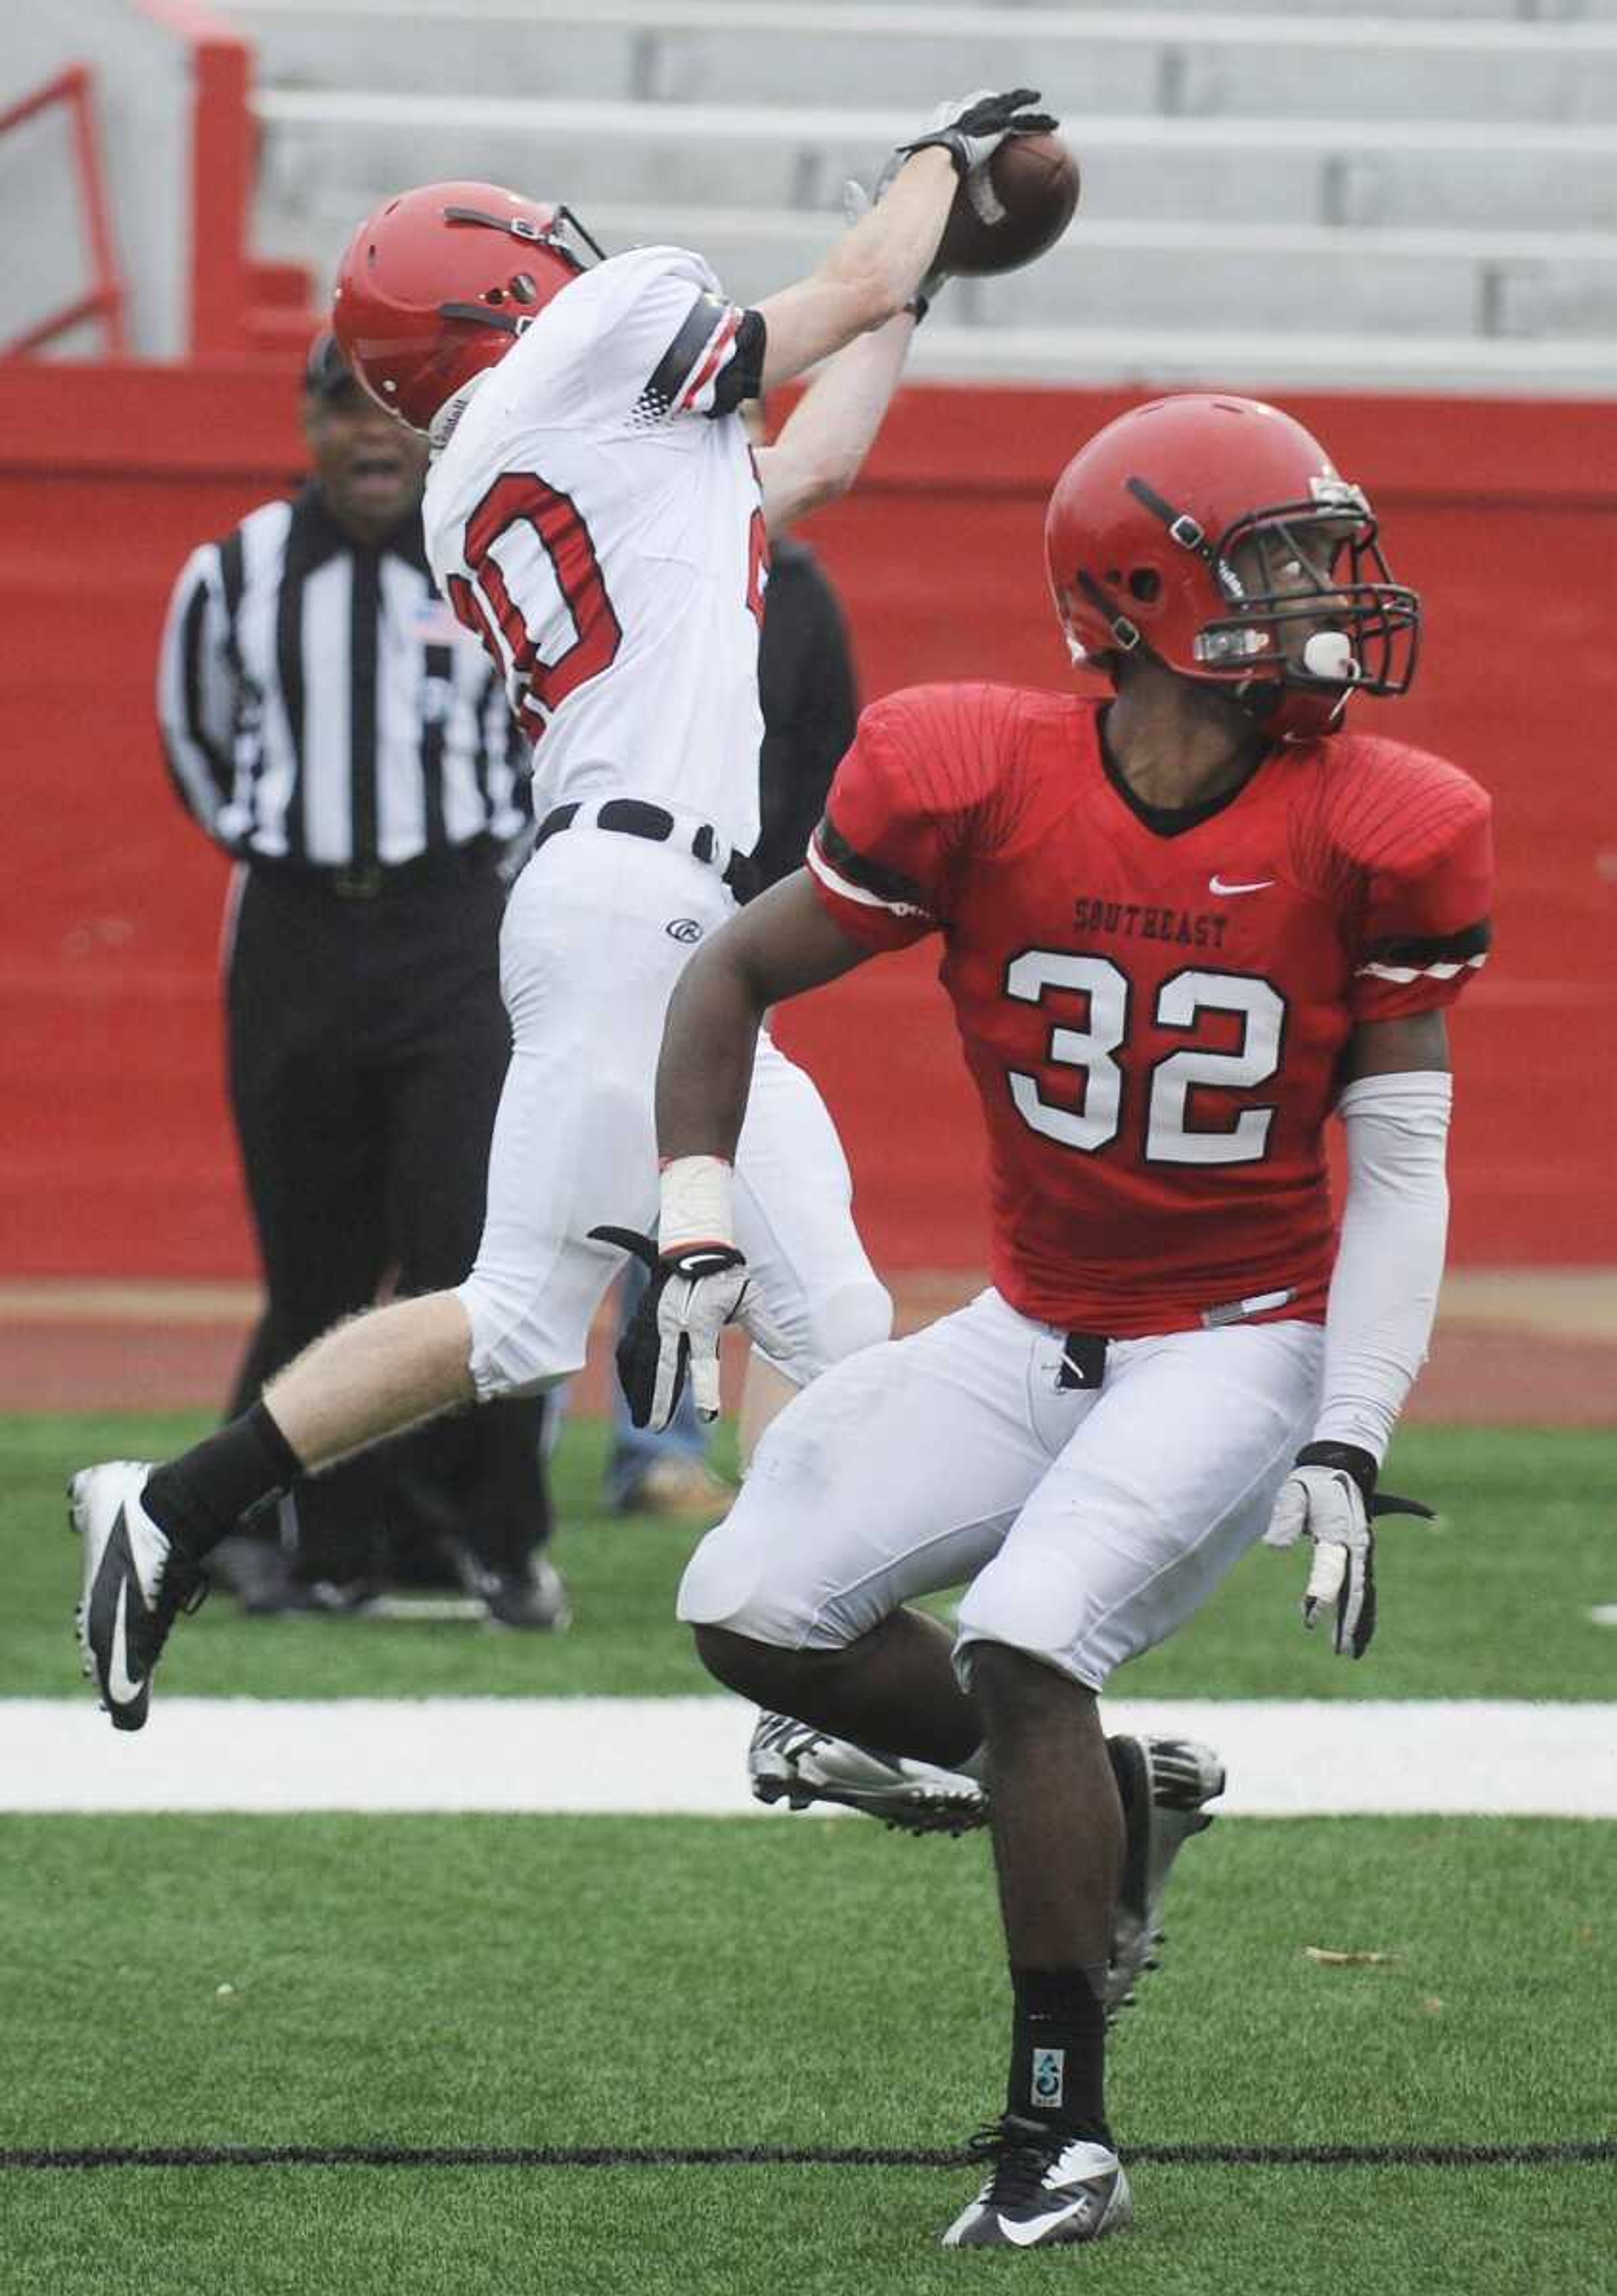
996, 2198, 1099, 2247
104, 1577, 146, 1708
1208, 875, 1275, 896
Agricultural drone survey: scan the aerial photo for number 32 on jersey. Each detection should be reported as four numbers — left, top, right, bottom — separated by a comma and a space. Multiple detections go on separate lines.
1005, 952, 1285, 1167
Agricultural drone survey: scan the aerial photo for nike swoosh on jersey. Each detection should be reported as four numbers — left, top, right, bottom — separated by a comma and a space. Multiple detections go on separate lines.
1208, 875, 1276, 895
105, 1574, 146, 1707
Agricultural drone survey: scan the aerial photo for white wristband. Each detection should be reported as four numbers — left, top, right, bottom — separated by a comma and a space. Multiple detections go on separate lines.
658, 1155, 736, 1256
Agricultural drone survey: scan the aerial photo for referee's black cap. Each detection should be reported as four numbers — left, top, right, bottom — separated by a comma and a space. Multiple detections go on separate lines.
304, 328, 362, 403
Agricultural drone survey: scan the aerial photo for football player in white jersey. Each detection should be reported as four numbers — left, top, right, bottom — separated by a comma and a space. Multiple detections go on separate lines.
68, 94, 1059, 1731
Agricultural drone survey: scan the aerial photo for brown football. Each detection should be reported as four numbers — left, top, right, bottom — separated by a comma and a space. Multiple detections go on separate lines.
935, 132, 1081, 278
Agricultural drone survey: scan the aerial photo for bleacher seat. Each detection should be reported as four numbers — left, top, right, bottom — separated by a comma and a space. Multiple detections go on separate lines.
224, 0, 1617, 390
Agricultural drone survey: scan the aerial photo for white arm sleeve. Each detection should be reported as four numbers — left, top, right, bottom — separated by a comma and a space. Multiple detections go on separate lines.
1311, 1069, 1452, 1464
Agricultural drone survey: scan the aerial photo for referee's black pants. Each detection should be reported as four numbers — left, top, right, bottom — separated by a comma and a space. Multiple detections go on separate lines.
223, 848, 550, 1583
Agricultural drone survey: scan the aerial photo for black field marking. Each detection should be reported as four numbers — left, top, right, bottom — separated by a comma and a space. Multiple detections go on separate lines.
2, 2142, 1613, 2173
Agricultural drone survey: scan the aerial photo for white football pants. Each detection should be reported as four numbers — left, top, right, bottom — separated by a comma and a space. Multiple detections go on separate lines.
457, 817, 891, 1398
678, 1286, 1323, 1691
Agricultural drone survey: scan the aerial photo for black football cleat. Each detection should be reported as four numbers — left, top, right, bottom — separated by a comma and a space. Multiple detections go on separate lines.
442, 1538, 573, 1632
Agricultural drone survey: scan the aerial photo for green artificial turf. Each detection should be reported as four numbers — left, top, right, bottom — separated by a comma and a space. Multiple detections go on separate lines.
4, 2164, 1614, 2296
0, 1813, 1612, 2294
5, 1411, 1614, 2293
3, 1415, 1614, 1702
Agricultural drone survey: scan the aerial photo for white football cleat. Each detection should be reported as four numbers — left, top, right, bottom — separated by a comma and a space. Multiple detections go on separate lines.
747, 1712, 985, 1836
1105, 1733, 1225, 2017
942, 2117, 1133, 2249
69, 1462, 207, 1732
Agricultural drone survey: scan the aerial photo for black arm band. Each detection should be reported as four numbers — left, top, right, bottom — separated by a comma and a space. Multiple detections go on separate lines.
1295, 1441, 1378, 1503
710, 308, 767, 416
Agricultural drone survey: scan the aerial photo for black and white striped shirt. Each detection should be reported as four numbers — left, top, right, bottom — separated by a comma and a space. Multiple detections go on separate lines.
157, 483, 529, 868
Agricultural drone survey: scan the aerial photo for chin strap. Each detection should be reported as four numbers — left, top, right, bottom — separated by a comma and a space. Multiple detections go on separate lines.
437, 300, 526, 337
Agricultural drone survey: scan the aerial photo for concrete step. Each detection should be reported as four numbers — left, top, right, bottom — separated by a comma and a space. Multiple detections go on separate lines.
228, 1, 1617, 125
881, 0, 1617, 13
252, 90, 1617, 232
259, 191, 1617, 341
902, 318, 1617, 392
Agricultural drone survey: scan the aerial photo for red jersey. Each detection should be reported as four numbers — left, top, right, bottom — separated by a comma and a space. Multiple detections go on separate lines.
807, 685, 1493, 1338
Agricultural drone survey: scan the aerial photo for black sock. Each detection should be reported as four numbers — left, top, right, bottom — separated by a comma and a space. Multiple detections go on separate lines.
143, 1403, 304, 1562
1007, 1965, 1110, 2143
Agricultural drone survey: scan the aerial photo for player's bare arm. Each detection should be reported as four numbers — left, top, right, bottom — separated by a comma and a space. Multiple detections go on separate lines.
659, 875, 873, 1157
755, 150, 952, 389
1343, 1006, 1451, 1080
754, 315, 920, 534
1264, 1007, 1455, 1656
595, 877, 873, 1429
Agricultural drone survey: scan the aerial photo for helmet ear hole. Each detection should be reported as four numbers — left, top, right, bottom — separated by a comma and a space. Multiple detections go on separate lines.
335, 181, 592, 430
1127, 568, 1161, 605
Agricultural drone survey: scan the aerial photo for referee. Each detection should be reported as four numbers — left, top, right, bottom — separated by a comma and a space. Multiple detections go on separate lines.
156, 330, 567, 1630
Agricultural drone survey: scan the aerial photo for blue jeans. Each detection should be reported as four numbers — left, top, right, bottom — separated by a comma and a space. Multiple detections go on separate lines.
604, 1258, 708, 1508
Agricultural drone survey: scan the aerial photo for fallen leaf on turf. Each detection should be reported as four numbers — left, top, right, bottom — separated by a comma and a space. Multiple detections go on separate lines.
1303, 1946, 1400, 1966
1421, 1997, 1444, 2014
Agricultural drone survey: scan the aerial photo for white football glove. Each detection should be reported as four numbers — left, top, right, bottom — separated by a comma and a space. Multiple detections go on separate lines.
1263, 1442, 1380, 1660
590, 1228, 788, 1432
894, 88, 1057, 181
1265, 1445, 1438, 1661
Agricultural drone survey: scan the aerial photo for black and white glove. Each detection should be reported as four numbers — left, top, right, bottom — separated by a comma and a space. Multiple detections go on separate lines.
1263, 1441, 1434, 1660
893, 88, 1057, 181
590, 1226, 787, 1432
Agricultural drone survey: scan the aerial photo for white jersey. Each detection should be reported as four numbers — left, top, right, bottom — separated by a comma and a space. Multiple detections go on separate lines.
424, 246, 768, 851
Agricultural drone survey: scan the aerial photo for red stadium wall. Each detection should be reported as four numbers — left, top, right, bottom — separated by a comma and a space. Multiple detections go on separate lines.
0, 363, 1612, 1281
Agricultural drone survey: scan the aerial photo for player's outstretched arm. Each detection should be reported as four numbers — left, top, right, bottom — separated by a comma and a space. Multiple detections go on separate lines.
1263, 1010, 1453, 1657
755, 311, 918, 534
592, 877, 873, 1429
755, 89, 1054, 389
755, 148, 951, 390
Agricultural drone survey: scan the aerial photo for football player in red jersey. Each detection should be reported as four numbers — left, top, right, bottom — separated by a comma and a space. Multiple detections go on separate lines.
610, 393, 1493, 2250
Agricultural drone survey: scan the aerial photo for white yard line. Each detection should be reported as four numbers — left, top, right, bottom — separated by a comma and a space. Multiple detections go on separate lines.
1, 1699, 1613, 1818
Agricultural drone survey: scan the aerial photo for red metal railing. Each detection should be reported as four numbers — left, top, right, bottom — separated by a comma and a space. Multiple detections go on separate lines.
0, 66, 128, 358
132, 0, 260, 355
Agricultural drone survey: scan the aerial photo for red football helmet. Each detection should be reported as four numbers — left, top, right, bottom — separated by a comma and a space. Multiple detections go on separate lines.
332, 181, 603, 432
1044, 394, 1419, 741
